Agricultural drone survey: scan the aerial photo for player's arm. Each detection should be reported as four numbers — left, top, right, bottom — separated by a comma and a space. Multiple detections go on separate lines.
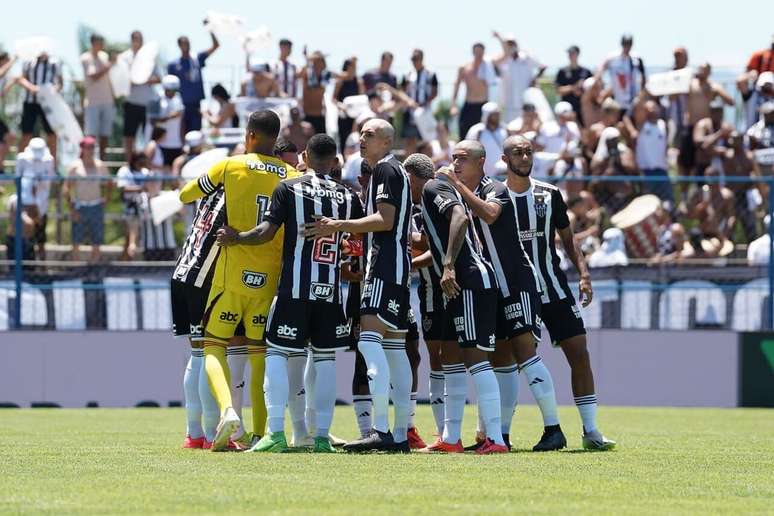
437, 168, 502, 224
441, 204, 468, 299
412, 249, 433, 270
179, 159, 226, 204
218, 220, 280, 246
554, 193, 592, 306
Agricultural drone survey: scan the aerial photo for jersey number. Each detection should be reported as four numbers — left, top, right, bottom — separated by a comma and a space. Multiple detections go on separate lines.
256, 195, 269, 225
313, 236, 338, 265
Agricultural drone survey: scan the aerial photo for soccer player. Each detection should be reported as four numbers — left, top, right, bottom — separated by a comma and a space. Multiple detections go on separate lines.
439, 140, 564, 451
503, 135, 616, 450
179, 110, 297, 451
172, 183, 226, 449
217, 134, 364, 453
410, 158, 507, 454
304, 119, 413, 453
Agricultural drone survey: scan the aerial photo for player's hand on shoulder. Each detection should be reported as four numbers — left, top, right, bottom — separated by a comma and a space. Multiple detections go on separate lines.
216, 226, 238, 246
301, 214, 339, 239
436, 166, 458, 185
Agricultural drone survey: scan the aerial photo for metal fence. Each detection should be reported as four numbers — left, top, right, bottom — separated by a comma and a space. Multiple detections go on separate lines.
0, 173, 771, 332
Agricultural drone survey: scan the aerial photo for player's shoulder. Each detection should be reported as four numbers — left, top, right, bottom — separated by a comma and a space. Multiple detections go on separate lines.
374, 154, 403, 174
532, 178, 560, 193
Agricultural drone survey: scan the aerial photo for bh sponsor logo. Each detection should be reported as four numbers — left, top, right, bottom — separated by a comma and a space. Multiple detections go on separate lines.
242, 270, 267, 289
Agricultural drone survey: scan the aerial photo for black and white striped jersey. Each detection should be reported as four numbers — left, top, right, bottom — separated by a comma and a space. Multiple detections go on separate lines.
173, 188, 226, 288
265, 172, 365, 304
364, 154, 412, 287
412, 208, 442, 313
421, 177, 496, 291
510, 178, 573, 303
22, 58, 61, 104
471, 177, 541, 299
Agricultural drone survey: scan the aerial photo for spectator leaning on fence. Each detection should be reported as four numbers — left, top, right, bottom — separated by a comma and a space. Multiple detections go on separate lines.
15, 137, 54, 261
722, 131, 759, 242
116, 152, 149, 260
5, 193, 36, 264
80, 33, 116, 159
64, 136, 111, 262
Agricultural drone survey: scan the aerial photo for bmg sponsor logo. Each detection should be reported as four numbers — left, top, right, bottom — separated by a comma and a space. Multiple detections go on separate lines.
242, 270, 267, 289
247, 160, 287, 178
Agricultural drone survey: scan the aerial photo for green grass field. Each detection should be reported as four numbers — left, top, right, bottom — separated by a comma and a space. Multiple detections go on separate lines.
1, 405, 772, 514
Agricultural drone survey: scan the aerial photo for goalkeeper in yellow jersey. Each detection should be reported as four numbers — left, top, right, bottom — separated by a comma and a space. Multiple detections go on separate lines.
179, 110, 299, 451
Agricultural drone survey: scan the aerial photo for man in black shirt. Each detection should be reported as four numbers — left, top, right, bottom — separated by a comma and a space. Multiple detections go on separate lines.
217, 134, 364, 453
554, 45, 592, 126
410, 159, 507, 454
440, 140, 565, 452
504, 135, 616, 451
362, 51, 398, 91
304, 119, 413, 453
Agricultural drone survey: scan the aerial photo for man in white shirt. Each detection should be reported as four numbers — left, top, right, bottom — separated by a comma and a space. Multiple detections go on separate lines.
633, 100, 672, 203
80, 34, 116, 159
120, 31, 161, 158
599, 34, 645, 113
15, 137, 55, 260
150, 75, 184, 165
465, 101, 507, 177
492, 31, 545, 124
533, 101, 580, 176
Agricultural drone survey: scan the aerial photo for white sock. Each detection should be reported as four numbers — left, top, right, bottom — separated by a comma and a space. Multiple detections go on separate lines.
352, 395, 373, 438
264, 349, 289, 434
469, 362, 504, 445
429, 370, 445, 435
198, 354, 219, 442
409, 392, 418, 429
384, 338, 411, 442
575, 394, 598, 433
313, 352, 336, 438
304, 349, 316, 433
357, 331, 389, 433
494, 365, 519, 435
287, 351, 308, 439
226, 346, 248, 437
442, 363, 467, 444
184, 351, 204, 439
519, 355, 559, 427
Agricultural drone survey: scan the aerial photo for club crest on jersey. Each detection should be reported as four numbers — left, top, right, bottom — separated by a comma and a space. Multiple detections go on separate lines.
422, 316, 432, 332
534, 198, 547, 218
242, 270, 267, 289
311, 282, 334, 301
246, 160, 287, 178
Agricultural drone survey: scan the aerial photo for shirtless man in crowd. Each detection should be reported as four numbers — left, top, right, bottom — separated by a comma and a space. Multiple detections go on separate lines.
451, 43, 494, 140
686, 167, 736, 242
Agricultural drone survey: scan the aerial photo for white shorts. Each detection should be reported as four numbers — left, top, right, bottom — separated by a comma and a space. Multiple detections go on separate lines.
84, 104, 116, 137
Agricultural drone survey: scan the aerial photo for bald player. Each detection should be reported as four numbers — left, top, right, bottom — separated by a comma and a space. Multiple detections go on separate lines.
305, 119, 414, 453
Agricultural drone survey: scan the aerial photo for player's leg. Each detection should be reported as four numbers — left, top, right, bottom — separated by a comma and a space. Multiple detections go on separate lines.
201, 290, 241, 451
555, 310, 615, 450
425, 339, 445, 436
383, 329, 411, 448
302, 349, 315, 438
404, 309, 426, 449
243, 294, 274, 447
457, 289, 507, 454
352, 349, 373, 439
248, 297, 306, 453
343, 277, 393, 452
226, 339, 249, 444
287, 350, 310, 446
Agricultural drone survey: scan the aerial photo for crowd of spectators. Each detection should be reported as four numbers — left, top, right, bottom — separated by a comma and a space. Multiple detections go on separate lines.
1, 27, 773, 267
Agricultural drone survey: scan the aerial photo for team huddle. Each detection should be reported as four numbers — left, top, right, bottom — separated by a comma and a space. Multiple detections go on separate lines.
172, 109, 616, 454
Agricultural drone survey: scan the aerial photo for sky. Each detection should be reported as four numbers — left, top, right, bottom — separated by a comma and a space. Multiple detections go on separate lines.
2, 0, 773, 94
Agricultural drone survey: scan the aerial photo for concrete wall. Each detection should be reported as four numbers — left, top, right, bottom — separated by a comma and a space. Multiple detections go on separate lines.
0, 329, 739, 408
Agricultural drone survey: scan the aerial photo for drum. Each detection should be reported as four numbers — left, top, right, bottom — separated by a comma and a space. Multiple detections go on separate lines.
610, 194, 661, 258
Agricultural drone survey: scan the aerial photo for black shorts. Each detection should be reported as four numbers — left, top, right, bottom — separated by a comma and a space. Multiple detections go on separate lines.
0, 118, 9, 141
541, 298, 586, 346
406, 308, 419, 342
445, 288, 498, 351
265, 297, 350, 352
171, 279, 209, 340
33, 214, 47, 244
459, 101, 484, 140
360, 277, 410, 332
401, 110, 421, 139
496, 287, 542, 343
304, 115, 326, 134
161, 147, 183, 166
677, 125, 695, 169
123, 102, 147, 137
20, 102, 54, 135
420, 310, 454, 342
343, 282, 361, 350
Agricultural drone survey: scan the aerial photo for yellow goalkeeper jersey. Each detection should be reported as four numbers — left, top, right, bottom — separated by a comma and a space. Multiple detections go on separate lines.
180, 153, 300, 297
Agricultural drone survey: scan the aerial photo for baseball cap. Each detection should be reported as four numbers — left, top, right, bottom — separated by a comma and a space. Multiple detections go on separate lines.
757, 71, 774, 90
249, 61, 271, 73
28, 137, 48, 158
554, 101, 574, 116
80, 136, 97, 148
161, 74, 180, 91
184, 130, 204, 148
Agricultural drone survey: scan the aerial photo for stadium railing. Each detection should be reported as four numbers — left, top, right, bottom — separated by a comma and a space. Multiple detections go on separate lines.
0, 174, 772, 331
